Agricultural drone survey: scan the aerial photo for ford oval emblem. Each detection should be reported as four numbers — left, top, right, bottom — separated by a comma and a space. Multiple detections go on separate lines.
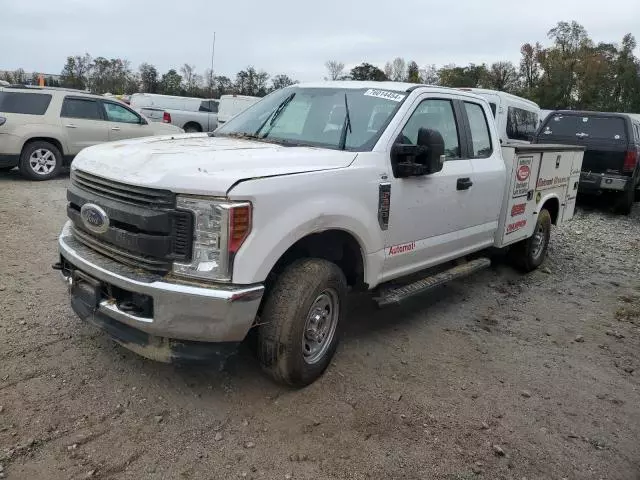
80, 203, 110, 234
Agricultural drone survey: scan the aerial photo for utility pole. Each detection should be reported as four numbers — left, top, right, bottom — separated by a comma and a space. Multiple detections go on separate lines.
210, 32, 216, 98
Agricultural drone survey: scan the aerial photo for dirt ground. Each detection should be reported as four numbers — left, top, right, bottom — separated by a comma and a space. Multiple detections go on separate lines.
0, 169, 639, 480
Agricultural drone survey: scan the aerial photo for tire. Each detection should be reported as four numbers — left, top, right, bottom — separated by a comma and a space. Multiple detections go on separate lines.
257, 259, 347, 387
18, 141, 63, 181
614, 187, 634, 215
509, 209, 552, 272
183, 123, 202, 133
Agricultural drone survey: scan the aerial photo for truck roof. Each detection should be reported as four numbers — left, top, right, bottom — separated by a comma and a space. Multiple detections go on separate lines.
546, 110, 638, 120
294, 81, 485, 100
458, 88, 540, 109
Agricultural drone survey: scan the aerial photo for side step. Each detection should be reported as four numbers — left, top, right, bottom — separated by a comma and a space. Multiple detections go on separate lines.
374, 257, 491, 307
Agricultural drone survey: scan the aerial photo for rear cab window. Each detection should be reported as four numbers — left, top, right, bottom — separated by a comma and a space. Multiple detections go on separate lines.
541, 114, 627, 141
61, 97, 103, 120
0, 91, 52, 115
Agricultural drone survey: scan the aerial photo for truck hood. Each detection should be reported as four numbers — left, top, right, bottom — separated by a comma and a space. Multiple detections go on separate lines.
72, 134, 358, 195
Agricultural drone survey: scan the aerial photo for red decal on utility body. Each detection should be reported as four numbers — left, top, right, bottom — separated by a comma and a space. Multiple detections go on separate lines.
389, 242, 416, 256
506, 219, 527, 234
511, 203, 526, 217
516, 165, 531, 182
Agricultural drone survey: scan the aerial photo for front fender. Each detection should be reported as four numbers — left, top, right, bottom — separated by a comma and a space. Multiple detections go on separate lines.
229, 169, 385, 285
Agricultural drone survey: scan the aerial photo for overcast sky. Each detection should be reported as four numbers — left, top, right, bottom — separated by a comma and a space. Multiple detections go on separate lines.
1, 0, 638, 82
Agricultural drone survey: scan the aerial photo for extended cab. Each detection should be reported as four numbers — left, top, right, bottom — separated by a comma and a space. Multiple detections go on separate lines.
535, 110, 640, 214
56, 82, 584, 386
130, 93, 219, 133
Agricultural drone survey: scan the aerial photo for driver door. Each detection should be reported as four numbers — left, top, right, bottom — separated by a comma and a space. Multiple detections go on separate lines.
381, 95, 482, 281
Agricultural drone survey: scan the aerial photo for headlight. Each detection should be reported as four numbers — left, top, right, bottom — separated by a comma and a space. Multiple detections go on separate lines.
173, 196, 252, 282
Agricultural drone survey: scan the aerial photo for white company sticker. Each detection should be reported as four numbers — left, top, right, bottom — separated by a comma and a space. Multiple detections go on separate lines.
364, 89, 406, 102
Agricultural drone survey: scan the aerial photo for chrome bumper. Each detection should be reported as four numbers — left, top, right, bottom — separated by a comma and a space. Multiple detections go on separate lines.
58, 221, 264, 344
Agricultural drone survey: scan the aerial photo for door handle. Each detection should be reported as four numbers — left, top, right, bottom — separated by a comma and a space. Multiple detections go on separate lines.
111, 127, 121, 131
457, 178, 473, 190
65, 124, 77, 128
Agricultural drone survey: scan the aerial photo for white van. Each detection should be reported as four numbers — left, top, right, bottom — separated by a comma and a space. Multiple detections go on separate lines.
217, 95, 260, 125
130, 93, 219, 132
459, 89, 541, 145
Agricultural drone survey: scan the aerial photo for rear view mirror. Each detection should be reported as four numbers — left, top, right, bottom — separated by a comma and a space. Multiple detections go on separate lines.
391, 128, 445, 178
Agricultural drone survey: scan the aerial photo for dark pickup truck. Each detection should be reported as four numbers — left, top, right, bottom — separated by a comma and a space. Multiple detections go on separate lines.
534, 111, 640, 214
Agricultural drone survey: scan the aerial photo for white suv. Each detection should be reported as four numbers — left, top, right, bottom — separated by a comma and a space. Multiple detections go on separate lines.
0, 86, 183, 180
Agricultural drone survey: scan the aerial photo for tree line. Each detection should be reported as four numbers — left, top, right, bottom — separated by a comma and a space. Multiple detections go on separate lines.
325, 21, 640, 112
2, 56, 298, 98
2, 21, 638, 111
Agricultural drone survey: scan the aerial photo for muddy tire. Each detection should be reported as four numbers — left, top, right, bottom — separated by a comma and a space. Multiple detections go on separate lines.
257, 259, 347, 387
614, 187, 634, 215
509, 209, 552, 272
18, 141, 63, 181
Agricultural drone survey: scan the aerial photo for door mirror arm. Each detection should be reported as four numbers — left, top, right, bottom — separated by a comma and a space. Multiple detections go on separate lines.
391, 128, 446, 178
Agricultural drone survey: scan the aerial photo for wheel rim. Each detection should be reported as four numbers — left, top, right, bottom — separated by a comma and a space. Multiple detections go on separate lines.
531, 222, 547, 260
302, 289, 339, 365
29, 149, 56, 175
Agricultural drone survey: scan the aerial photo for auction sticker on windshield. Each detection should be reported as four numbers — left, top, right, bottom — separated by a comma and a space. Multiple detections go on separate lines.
364, 89, 406, 102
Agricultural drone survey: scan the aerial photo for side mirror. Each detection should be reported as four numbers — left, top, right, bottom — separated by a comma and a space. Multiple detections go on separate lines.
140, 117, 148, 125
391, 128, 445, 178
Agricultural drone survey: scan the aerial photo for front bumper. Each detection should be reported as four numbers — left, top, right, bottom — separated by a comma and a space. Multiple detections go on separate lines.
579, 172, 631, 193
58, 220, 264, 361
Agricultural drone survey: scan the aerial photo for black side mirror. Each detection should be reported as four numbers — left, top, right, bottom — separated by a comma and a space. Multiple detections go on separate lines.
140, 117, 148, 125
391, 128, 445, 178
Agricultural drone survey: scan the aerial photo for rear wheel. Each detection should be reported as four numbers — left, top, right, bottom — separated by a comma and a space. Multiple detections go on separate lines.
183, 123, 202, 133
614, 187, 634, 215
509, 209, 552, 272
18, 141, 63, 181
257, 259, 347, 387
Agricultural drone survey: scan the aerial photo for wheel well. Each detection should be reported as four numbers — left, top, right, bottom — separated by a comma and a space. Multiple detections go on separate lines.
183, 122, 202, 132
268, 230, 366, 290
541, 197, 560, 225
22, 137, 64, 157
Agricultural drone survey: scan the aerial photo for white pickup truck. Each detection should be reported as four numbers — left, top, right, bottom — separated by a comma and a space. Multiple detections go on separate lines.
56, 82, 584, 386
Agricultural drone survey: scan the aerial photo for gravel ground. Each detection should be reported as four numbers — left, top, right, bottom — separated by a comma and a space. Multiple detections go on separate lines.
0, 169, 639, 480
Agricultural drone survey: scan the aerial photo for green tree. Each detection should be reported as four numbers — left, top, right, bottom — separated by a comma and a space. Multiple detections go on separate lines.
406, 61, 421, 83
139, 63, 159, 93
214, 75, 234, 96
350, 63, 387, 81
271, 74, 297, 91
60, 53, 92, 90
160, 69, 182, 95
438, 63, 489, 88
486, 61, 519, 92
235, 66, 269, 96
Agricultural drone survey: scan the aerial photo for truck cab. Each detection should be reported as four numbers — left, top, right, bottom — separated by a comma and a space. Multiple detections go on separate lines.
57, 82, 583, 386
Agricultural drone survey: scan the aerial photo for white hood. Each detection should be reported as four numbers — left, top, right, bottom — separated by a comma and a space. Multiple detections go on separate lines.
72, 134, 357, 196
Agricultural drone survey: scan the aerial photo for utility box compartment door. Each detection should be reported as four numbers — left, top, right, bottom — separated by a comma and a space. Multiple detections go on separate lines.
497, 149, 541, 246
562, 151, 583, 223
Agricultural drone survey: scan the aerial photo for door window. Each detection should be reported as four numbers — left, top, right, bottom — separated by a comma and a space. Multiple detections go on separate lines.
61, 98, 102, 120
103, 102, 141, 124
199, 100, 219, 113
399, 99, 460, 159
464, 102, 492, 158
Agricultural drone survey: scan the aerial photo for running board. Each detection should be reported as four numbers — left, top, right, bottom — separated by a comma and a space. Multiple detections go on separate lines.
374, 257, 491, 307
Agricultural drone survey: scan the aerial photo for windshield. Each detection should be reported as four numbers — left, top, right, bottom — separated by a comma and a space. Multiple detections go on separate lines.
215, 87, 407, 151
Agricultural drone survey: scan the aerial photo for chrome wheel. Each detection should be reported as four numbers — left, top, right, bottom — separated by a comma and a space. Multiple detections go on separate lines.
302, 289, 339, 365
531, 222, 546, 260
29, 149, 56, 175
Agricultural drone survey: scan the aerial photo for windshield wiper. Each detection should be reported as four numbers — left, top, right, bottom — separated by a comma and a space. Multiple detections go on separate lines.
254, 92, 295, 138
338, 93, 352, 150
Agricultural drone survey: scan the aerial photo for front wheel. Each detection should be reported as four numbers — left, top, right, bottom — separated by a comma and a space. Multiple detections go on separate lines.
509, 209, 552, 272
18, 141, 63, 181
257, 259, 347, 387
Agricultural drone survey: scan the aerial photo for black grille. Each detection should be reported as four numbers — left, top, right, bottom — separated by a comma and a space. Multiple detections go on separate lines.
72, 170, 175, 208
68, 170, 194, 273
71, 226, 172, 273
